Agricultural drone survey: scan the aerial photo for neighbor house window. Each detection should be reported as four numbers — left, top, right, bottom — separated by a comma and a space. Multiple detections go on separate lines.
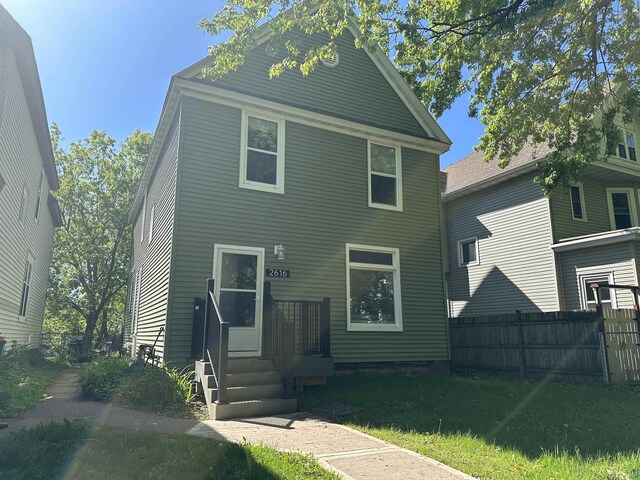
140, 191, 147, 243
18, 185, 28, 223
34, 170, 44, 221
606, 188, 637, 230
580, 273, 615, 309
240, 111, 285, 194
610, 128, 637, 162
346, 244, 402, 332
148, 204, 155, 244
368, 141, 402, 210
457, 238, 479, 267
18, 255, 34, 320
570, 184, 587, 221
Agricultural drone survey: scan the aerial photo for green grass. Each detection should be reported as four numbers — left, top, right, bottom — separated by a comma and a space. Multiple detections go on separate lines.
298, 372, 640, 479
0, 421, 339, 480
0, 352, 64, 417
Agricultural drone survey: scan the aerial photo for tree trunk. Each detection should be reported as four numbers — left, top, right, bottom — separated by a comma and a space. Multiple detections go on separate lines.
97, 307, 109, 348
82, 311, 99, 356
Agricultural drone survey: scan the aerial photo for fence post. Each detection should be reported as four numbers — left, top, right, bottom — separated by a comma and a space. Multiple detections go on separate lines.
321, 297, 331, 358
516, 310, 526, 379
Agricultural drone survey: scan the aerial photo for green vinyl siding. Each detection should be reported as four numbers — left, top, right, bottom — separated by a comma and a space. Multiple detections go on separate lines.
214, 31, 428, 140
166, 96, 448, 365
551, 177, 639, 240
127, 112, 180, 361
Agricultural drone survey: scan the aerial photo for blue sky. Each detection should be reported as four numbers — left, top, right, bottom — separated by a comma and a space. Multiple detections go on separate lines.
3, 0, 483, 167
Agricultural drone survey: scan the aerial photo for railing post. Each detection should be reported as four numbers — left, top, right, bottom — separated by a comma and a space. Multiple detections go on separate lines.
217, 322, 229, 404
262, 282, 272, 358
283, 321, 295, 398
321, 297, 331, 358
201, 278, 214, 361
301, 301, 310, 355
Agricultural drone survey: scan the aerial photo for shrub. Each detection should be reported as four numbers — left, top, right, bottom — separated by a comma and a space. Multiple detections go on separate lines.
79, 355, 132, 401
113, 366, 194, 416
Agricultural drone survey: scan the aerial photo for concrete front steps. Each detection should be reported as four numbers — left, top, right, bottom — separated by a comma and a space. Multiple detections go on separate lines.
195, 358, 297, 420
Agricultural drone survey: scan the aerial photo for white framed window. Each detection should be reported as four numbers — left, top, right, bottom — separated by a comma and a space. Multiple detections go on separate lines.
579, 273, 616, 309
457, 237, 479, 267
34, 170, 44, 222
346, 244, 402, 332
18, 254, 34, 321
239, 111, 285, 194
606, 188, 638, 230
140, 190, 147, 243
570, 183, 587, 222
610, 128, 637, 162
18, 185, 28, 224
148, 204, 155, 244
368, 141, 402, 211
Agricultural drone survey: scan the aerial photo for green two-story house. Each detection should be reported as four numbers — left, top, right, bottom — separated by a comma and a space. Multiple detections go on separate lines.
126, 24, 451, 418
443, 115, 640, 317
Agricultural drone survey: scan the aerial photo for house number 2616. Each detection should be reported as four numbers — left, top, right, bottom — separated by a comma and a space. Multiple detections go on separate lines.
266, 268, 290, 278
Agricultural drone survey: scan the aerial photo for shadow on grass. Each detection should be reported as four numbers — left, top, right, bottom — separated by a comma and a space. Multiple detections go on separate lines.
298, 372, 640, 460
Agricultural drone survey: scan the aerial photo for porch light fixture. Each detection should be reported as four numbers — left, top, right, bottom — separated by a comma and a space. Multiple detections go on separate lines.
274, 244, 285, 261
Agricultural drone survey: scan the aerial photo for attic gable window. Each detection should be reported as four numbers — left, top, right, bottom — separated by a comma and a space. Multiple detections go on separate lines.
610, 128, 637, 162
368, 141, 402, 211
240, 111, 285, 194
570, 184, 587, 222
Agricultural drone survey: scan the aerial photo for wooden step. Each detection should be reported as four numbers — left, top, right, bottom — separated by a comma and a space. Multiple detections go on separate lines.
206, 383, 283, 403
227, 371, 281, 387
227, 358, 274, 374
209, 398, 297, 420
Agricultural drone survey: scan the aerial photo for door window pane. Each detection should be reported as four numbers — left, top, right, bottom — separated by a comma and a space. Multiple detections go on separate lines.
220, 253, 257, 289
219, 291, 256, 327
349, 269, 395, 325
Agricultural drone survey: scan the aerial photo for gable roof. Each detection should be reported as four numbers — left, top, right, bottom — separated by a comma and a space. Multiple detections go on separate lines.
0, 4, 58, 190
441, 143, 552, 199
130, 18, 451, 222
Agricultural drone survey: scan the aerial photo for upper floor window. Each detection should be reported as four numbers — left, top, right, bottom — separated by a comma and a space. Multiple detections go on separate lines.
18, 185, 28, 224
148, 204, 155, 244
18, 255, 34, 320
368, 141, 402, 211
34, 171, 44, 222
346, 244, 402, 332
610, 128, 637, 162
457, 237, 479, 267
240, 112, 285, 194
606, 188, 637, 230
570, 184, 587, 221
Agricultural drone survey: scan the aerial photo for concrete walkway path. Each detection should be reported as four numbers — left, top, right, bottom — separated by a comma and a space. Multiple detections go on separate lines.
1, 367, 475, 480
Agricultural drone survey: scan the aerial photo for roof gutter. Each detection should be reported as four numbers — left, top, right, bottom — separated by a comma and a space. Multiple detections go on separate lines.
550, 228, 640, 252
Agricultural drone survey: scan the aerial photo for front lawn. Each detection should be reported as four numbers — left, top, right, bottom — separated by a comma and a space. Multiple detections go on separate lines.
0, 420, 339, 480
0, 348, 64, 417
299, 372, 640, 479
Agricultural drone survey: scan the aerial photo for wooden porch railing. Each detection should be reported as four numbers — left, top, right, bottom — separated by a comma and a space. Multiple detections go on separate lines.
201, 278, 229, 404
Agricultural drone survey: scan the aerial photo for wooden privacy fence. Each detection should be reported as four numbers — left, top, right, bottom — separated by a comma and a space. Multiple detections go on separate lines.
600, 308, 640, 382
449, 311, 607, 382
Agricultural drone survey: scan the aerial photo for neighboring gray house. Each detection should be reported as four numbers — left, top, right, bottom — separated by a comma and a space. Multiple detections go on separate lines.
0, 5, 61, 348
127, 23, 451, 417
443, 119, 640, 317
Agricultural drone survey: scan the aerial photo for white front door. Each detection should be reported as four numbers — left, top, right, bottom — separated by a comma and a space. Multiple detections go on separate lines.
213, 245, 264, 357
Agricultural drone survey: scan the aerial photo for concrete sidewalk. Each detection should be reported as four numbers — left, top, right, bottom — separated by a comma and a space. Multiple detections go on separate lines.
1, 367, 475, 480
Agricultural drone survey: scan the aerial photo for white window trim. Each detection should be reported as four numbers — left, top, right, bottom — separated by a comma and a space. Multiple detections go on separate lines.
346, 243, 403, 332
18, 253, 34, 322
367, 140, 403, 211
610, 127, 637, 161
148, 204, 155, 244
457, 237, 479, 267
606, 187, 638, 230
570, 183, 587, 222
578, 272, 617, 310
18, 184, 28, 224
140, 190, 147, 243
239, 110, 285, 194
34, 170, 44, 223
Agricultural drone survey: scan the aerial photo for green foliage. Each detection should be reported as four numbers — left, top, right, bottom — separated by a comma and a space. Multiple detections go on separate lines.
79, 355, 132, 401
0, 420, 88, 480
0, 348, 63, 417
200, 0, 640, 192
299, 373, 640, 479
0, 422, 337, 480
46, 126, 152, 354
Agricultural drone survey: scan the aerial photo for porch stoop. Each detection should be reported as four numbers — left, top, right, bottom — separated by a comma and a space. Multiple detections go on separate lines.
195, 358, 297, 420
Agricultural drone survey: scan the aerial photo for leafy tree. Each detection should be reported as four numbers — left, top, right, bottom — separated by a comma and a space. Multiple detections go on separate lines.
199, 0, 640, 193
46, 125, 152, 355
